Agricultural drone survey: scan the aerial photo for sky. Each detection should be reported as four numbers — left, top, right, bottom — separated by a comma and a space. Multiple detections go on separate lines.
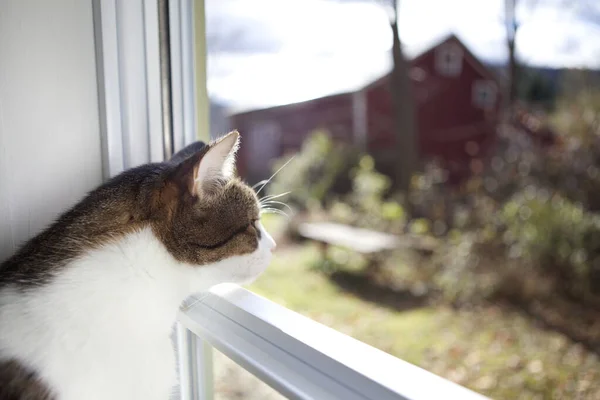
206, 0, 600, 111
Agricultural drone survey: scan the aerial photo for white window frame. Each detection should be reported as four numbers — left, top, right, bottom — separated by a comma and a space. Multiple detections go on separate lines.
472, 80, 498, 110
177, 284, 489, 400
435, 43, 463, 77
93, 0, 206, 180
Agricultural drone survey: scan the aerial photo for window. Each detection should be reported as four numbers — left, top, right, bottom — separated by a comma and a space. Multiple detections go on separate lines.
472, 80, 498, 110
435, 43, 463, 77
94, 0, 204, 179
409, 67, 427, 82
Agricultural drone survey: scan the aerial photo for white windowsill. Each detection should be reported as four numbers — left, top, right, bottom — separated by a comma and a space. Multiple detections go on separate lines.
177, 283, 488, 400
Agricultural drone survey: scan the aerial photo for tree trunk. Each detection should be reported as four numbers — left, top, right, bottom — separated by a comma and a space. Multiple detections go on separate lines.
389, 17, 417, 194
505, 0, 519, 109
507, 37, 518, 105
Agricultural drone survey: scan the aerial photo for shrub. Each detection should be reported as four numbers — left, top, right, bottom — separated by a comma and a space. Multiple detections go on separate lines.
415, 107, 600, 305
267, 130, 359, 211
329, 155, 407, 234
501, 191, 600, 298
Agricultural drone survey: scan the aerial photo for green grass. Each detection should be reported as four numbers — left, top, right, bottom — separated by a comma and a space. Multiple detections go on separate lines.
249, 235, 600, 399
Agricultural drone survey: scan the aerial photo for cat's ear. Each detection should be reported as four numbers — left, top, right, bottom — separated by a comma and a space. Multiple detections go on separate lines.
166, 151, 203, 199
168, 141, 207, 165
196, 130, 240, 184
167, 131, 240, 198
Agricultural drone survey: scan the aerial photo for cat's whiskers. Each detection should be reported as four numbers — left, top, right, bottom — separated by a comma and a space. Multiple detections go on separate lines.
255, 155, 295, 196
252, 179, 269, 190
259, 191, 291, 205
257, 190, 292, 219
260, 200, 293, 213
259, 207, 289, 218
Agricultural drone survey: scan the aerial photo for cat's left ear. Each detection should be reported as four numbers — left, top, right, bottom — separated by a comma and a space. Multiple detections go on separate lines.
167, 131, 239, 198
196, 130, 240, 184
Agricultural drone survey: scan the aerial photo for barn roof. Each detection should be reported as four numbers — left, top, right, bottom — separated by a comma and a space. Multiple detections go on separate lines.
361, 33, 501, 91
230, 33, 500, 117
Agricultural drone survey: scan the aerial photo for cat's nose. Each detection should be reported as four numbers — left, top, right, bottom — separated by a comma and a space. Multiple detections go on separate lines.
264, 231, 276, 252
257, 221, 277, 252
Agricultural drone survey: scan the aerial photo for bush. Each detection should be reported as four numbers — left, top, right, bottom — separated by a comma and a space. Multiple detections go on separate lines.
408, 160, 454, 235
267, 130, 359, 211
551, 69, 600, 146
269, 83, 600, 310
545, 70, 600, 210
411, 97, 600, 305
501, 191, 600, 298
329, 155, 407, 234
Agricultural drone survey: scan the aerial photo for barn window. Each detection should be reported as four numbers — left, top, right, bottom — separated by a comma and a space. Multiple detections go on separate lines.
472, 80, 497, 109
435, 43, 463, 77
409, 67, 426, 82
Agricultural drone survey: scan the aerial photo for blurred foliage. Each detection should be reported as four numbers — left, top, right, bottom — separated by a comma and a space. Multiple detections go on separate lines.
248, 244, 600, 400
503, 193, 590, 275
518, 68, 557, 109
270, 130, 408, 233
268, 130, 359, 212
330, 154, 407, 234
551, 69, 600, 147
426, 130, 600, 306
500, 192, 600, 301
408, 161, 453, 236
258, 77, 600, 399
425, 81, 600, 306
268, 80, 600, 345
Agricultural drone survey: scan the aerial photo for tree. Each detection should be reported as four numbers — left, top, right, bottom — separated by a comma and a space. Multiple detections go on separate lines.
505, 0, 519, 107
314, 0, 419, 194
504, 0, 582, 109
381, 0, 418, 193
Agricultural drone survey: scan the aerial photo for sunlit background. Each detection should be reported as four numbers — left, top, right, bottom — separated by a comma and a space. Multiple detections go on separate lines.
205, 1, 600, 399
207, 0, 600, 111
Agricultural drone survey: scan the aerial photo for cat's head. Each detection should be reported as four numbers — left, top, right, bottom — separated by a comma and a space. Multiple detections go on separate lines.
153, 131, 275, 286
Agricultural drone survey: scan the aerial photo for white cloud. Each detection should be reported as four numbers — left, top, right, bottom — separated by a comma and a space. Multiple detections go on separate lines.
206, 0, 600, 110
209, 51, 391, 112
516, 1, 600, 68
207, 0, 392, 109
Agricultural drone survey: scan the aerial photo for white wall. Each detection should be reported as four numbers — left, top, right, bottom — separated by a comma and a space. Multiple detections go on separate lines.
0, 0, 103, 260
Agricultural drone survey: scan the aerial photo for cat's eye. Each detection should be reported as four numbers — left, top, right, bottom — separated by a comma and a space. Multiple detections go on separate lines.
251, 220, 262, 239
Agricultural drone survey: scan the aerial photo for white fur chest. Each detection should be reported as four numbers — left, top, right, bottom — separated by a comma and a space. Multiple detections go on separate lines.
0, 223, 274, 400
0, 228, 191, 400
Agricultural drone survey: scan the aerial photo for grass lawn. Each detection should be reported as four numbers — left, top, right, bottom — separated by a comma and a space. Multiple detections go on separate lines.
249, 216, 600, 399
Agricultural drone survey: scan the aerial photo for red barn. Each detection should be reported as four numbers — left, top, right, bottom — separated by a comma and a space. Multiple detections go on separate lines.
230, 34, 502, 184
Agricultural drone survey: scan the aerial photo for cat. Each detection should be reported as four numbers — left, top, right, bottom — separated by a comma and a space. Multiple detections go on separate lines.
0, 130, 276, 400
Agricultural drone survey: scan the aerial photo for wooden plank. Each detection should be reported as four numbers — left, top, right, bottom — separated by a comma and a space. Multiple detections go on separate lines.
297, 222, 439, 254
297, 222, 400, 254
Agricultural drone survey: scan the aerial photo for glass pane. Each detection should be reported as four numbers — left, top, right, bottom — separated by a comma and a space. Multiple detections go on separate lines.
213, 349, 287, 400
204, 1, 600, 399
